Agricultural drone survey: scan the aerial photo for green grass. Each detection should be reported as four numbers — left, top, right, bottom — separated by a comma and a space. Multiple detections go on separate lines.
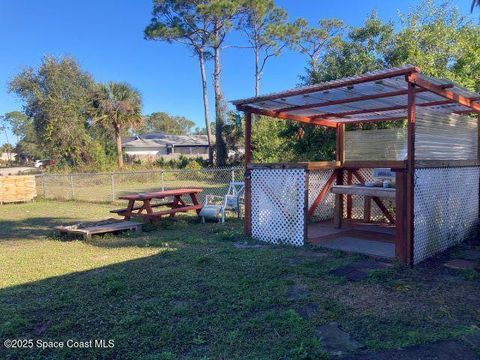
0, 200, 479, 359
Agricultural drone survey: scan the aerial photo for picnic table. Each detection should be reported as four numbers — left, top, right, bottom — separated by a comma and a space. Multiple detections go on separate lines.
111, 188, 203, 222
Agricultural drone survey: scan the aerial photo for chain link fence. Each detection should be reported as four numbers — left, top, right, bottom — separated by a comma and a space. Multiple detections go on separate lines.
35, 167, 243, 204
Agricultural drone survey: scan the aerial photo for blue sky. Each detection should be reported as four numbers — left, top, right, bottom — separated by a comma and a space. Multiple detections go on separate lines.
0, 0, 476, 145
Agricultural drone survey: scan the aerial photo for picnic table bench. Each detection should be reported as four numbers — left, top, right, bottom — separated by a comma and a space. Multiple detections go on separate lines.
113, 188, 203, 222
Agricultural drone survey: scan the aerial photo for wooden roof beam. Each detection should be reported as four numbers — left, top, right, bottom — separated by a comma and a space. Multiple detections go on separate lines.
232, 66, 420, 107
312, 99, 465, 120
407, 74, 480, 113
236, 105, 338, 128
275, 86, 451, 114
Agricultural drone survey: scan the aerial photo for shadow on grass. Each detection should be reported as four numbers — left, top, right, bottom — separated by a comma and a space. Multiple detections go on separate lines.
0, 229, 318, 360
0, 217, 77, 241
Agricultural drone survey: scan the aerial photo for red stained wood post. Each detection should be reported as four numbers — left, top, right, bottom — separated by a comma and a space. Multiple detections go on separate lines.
395, 170, 408, 263
346, 171, 353, 219
244, 112, 252, 236
405, 80, 416, 265
334, 124, 345, 228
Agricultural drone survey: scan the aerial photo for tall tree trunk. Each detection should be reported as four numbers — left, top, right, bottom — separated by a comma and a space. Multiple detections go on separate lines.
198, 49, 213, 163
213, 27, 227, 166
115, 125, 124, 168
255, 46, 260, 96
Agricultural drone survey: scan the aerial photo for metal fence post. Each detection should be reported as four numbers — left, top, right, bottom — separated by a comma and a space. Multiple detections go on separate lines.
42, 174, 46, 198
161, 170, 165, 191
70, 175, 75, 200
111, 173, 115, 202
231, 169, 235, 182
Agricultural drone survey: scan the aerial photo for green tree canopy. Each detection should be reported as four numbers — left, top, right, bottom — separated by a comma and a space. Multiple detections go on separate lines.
8, 56, 99, 166
139, 112, 195, 135
2, 111, 40, 158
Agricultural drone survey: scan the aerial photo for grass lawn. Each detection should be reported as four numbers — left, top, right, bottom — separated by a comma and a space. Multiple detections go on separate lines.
0, 200, 479, 359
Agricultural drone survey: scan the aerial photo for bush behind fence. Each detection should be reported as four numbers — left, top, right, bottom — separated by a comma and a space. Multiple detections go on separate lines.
36, 167, 243, 204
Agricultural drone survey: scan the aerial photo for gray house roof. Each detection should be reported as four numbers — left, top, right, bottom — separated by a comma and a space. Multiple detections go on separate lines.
122, 133, 210, 148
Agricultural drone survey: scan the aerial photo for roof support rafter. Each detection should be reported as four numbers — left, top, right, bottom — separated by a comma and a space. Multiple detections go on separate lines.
407, 74, 480, 113
232, 66, 420, 107
278, 81, 455, 115
312, 98, 479, 120
236, 105, 338, 128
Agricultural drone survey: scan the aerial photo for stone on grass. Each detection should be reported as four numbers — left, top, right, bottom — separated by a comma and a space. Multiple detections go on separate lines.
233, 242, 267, 249
444, 259, 477, 270
458, 249, 480, 261
341, 340, 477, 360
329, 260, 390, 281
462, 332, 480, 350
315, 322, 362, 356
296, 303, 319, 320
287, 284, 310, 300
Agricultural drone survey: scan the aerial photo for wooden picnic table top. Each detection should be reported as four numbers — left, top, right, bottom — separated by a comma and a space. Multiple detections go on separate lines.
118, 188, 203, 201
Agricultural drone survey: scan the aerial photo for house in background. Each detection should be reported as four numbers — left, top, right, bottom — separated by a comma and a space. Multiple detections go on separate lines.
122, 133, 210, 161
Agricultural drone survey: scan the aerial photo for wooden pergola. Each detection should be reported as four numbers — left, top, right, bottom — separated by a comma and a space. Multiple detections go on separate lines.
232, 65, 480, 265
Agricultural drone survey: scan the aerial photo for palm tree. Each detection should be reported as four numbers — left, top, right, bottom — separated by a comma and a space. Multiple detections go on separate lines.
90, 82, 142, 168
472, 0, 480, 11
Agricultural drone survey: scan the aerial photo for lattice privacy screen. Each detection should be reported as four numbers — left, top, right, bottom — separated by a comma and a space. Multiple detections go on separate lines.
343, 168, 395, 223
413, 167, 480, 264
308, 170, 336, 221
251, 168, 306, 246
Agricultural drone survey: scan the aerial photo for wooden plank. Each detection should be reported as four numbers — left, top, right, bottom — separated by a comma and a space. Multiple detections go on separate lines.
405, 80, 416, 266
346, 171, 352, 219
363, 196, 372, 222
371, 197, 395, 224
330, 185, 396, 198
343, 161, 407, 169
233, 66, 420, 107
414, 160, 480, 168
140, 204, 203, 219
408, 74, 480, 113
245, 112, 252, 165
55, 221, 142, 238
247, 161, 340, 170
395, 171, 408, 263
244, 111, 252, 236
336, 124, 345, 164
333, 170, 344, 228
307, 170, 337, 216
237, 105, 337, 127
348, 171, 396, 224
0, 175, 36, 203
283, 88, 431, 115
110, 203, 167, 214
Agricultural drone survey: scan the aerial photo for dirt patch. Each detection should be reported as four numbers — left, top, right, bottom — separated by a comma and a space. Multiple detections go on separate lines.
330, 260, 390, 281
341, 340, 477, 360
296, 303, 319, 320
287, 284, 310, 300
315, 322, 363, 356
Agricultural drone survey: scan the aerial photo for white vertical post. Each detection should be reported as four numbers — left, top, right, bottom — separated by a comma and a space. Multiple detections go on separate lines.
42, 174, 46, 198
111, 174, 115, 202
231, 168, 235, 182
70, 175, 75, 200
161, 170, 165, 191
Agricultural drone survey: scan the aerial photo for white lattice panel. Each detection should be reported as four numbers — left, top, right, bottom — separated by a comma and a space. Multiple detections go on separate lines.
251, 168, 306, 246
413, 167, 480, 264
308, 170, 335, 221
343, 169, 395, 223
